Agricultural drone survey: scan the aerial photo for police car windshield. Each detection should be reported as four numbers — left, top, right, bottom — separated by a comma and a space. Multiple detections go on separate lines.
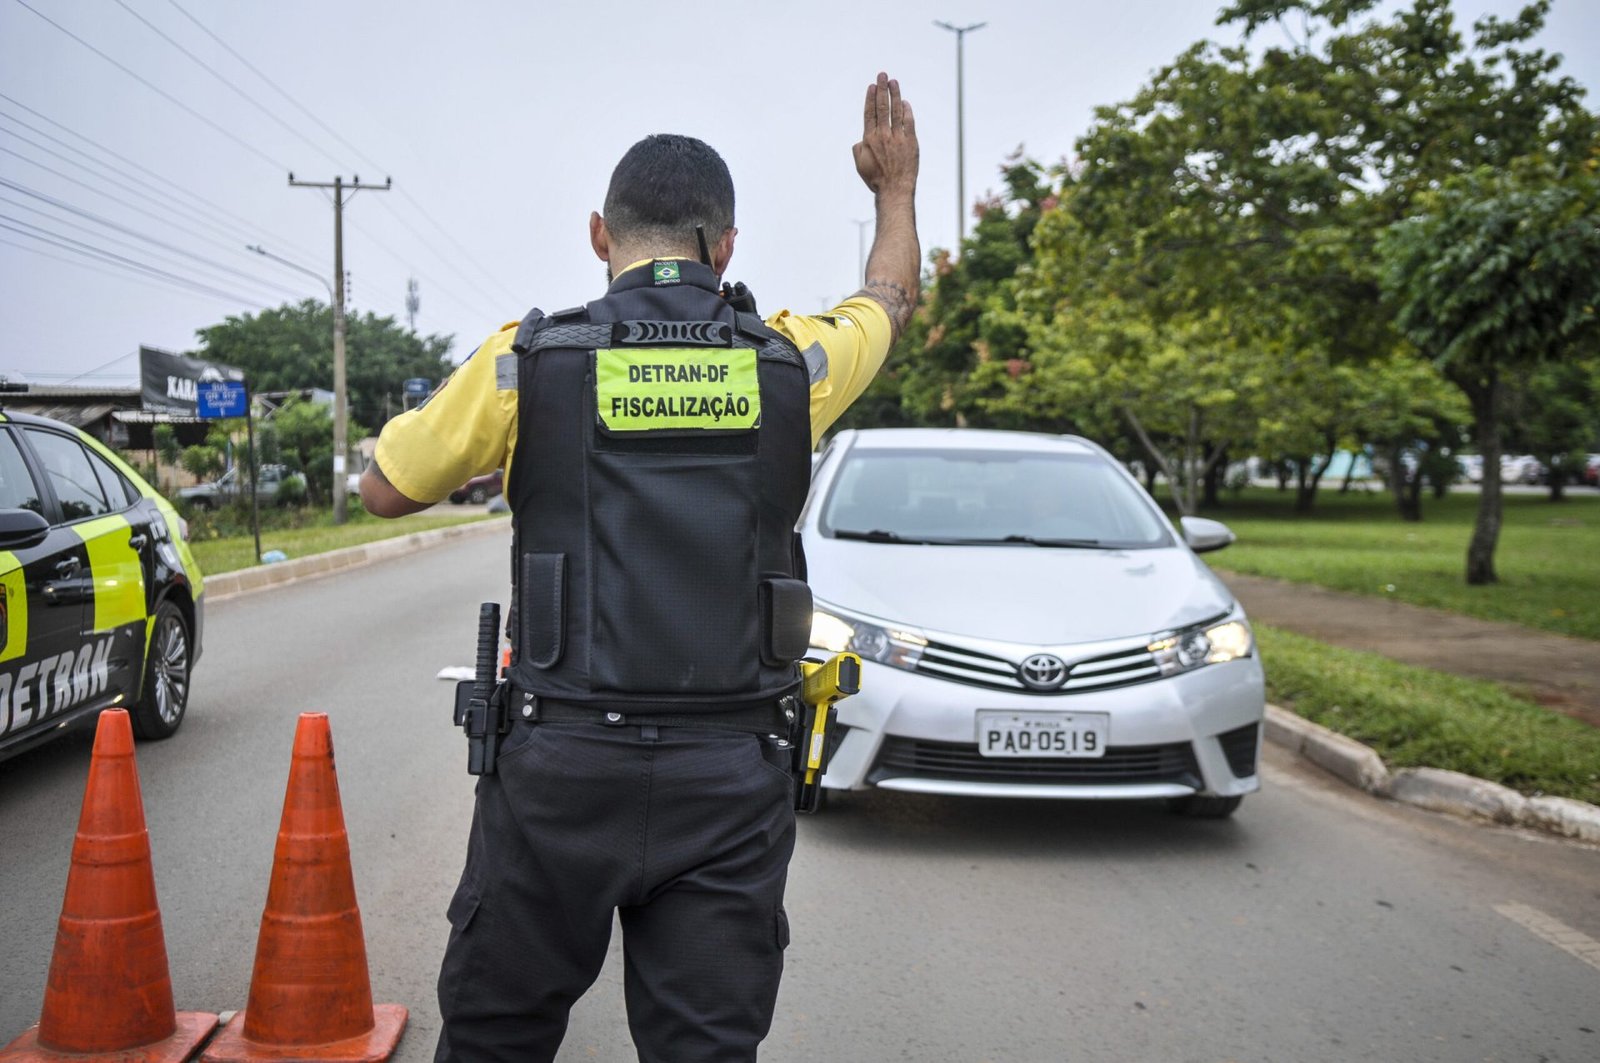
821, 448, 1173, 550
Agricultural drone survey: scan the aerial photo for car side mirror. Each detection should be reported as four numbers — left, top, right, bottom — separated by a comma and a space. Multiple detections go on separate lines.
0, 508, 50, 550
1180, 516, 1235, 554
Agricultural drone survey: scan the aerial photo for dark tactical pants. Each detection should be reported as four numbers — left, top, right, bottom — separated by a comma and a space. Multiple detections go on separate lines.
434, 720, 797, 1063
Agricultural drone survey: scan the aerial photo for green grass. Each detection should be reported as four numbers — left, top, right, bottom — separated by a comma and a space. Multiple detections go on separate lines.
1194, 486, 1600, 640
188, 508, 501, 576
1259, 624, 1600, 804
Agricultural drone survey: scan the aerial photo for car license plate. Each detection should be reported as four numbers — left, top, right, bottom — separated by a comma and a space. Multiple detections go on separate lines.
976, 711, 1108, 758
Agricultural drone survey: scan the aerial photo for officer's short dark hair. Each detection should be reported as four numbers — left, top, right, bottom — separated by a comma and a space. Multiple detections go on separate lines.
603, 134, 735, 248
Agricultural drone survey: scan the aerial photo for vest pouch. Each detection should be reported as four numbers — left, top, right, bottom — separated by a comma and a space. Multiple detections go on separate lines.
519, 552, 566, 669
760, 578, 813, 666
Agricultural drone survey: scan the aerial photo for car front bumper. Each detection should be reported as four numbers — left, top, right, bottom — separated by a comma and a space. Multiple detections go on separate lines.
819, 651, 1265, 801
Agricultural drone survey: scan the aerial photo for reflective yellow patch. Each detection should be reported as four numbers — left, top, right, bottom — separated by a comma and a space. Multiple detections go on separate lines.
72, 516, 147, 634
0, 554, 26, 664
596, 348, 761, 432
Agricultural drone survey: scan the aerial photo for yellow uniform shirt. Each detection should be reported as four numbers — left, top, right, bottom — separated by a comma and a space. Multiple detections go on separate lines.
375, 267, 892, 504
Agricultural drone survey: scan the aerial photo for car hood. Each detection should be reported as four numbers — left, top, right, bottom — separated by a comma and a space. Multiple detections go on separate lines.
804, 537, 1237, 645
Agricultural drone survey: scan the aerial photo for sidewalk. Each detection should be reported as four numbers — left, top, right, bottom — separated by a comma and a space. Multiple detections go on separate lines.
1218, 571, 1600, 729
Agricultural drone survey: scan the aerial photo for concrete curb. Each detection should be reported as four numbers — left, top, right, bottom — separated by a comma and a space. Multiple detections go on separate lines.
200, 517, 510, 602
1264, 704, 1600, 844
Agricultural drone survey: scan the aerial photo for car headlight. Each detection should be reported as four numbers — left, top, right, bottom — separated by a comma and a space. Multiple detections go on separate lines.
810, 605, 928, 671
1149, 618, 1254, 676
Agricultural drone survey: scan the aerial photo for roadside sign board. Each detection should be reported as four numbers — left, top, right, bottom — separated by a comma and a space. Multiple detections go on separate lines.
196, 379, 248, 419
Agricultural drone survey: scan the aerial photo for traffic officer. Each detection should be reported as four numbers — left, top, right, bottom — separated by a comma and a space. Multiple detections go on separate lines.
361, 72, 919, 1062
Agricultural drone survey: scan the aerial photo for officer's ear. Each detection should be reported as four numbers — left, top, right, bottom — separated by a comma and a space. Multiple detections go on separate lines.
713, 226, 736, 276
590, 212, 611, 263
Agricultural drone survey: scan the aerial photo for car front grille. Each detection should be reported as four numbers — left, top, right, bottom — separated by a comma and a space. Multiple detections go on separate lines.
1218, 723, 1260, 778
914, 640, 1163, 695
867, 737, 1202, 789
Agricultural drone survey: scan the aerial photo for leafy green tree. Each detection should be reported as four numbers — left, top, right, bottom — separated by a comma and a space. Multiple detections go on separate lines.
1504, 358, 1600, 502
192, 300, 453, 430
268, 397, 361, 504
180, 444, 223, 483
1379, 163, 1600, 582
832, 155, 1056, 434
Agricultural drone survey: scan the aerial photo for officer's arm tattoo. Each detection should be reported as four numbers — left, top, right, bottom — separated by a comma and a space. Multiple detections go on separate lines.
853, 280, 917, 346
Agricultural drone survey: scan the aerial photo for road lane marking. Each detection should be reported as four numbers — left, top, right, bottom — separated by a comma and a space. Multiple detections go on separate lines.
1494, 902, 1600, 973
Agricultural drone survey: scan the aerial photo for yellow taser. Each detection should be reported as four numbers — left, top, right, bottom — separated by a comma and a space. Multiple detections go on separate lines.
795, 652, 862, 812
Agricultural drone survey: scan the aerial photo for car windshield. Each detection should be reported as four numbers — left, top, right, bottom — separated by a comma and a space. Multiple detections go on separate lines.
820, 447, 1172, 549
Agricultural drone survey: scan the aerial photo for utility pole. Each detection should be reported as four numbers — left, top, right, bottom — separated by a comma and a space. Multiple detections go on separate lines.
934, 20, 986, 248
852, 219, 872, 287
288, 172, 391, 524
405, 277, 420, 333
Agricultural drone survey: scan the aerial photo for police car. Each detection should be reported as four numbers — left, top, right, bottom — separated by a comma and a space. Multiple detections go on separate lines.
0, 407, 204, 760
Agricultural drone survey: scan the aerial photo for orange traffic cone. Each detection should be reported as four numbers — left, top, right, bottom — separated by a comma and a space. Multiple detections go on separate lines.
1, 709, 217, 1061
200, 714, 406, 1062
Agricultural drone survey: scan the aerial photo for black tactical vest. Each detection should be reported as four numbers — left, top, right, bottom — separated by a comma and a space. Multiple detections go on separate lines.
505, 260, 814, 712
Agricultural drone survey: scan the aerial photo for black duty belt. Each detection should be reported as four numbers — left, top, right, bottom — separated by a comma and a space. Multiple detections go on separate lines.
515, 693, 795, 736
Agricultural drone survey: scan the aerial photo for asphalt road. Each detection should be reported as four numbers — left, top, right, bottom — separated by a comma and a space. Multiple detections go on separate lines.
3, 532, 1597, 1062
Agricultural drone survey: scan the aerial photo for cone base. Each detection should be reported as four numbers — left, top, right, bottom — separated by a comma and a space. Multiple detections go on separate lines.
197, 1005, 406, 1063
0, 1012, 219, 1062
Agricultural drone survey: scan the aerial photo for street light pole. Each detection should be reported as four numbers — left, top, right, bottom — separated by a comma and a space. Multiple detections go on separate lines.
934, 19, 986, 248
853, 218, 872, 287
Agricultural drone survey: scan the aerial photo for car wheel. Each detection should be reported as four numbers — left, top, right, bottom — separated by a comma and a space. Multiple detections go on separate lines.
1166, 794, 1242, 819
468, 485, 489, 504
130, 600, 190, 740
189, 497, 212, 511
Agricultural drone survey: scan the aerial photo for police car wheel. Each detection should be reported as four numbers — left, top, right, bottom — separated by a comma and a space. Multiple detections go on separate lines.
131, 601, 190, 740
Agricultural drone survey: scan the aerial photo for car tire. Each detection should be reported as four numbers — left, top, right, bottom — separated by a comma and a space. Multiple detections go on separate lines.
468, 485, 489, 504
130, 600, 191, 740
1166, 794, 1242, 819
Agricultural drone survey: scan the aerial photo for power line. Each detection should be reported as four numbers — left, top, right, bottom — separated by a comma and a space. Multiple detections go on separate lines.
0, 158, 304, 298
110, 0, 348, 172
0, 219, 266, 305
9, 0, 287, 172
164, 0, 377, 170
0, 192, 306, 302
1, 119, 260, 248
0, 91, 322, 264
160, 0, 525, 307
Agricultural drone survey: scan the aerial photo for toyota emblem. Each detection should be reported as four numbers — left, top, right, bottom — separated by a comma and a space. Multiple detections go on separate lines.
1018, 653, 1068, 691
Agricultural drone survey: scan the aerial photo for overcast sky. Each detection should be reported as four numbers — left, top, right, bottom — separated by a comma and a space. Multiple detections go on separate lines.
3, 0, 1597, 387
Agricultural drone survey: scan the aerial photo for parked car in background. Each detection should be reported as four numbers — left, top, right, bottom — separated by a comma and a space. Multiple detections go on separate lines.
449, 469, 503, 505
1585, 455, 1600, 487
178, 463, 290, 508
804, 428, 1265, 818
0, 407, 205, 759
1500, 455, 1543, 485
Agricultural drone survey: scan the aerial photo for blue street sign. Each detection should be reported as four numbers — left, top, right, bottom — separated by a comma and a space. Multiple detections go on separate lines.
403, 377, 431, 396
196, 379, 248, 419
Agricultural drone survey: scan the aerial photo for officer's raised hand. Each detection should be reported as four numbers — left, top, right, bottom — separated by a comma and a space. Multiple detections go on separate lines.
853, 72, 919, 197
851, 72, 921, 343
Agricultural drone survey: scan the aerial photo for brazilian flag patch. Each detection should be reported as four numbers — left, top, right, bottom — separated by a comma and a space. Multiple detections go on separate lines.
596, 348, 761, 432
651, 260, 681, 285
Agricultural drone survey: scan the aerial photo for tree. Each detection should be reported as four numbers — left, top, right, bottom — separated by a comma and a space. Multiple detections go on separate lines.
1380, 163, 1600, 581
179, 444, 223, 483
1503, 358, 1600, 502
832, 155, 1056, 435
192, 300, 454, 430
267, 397, 359, 504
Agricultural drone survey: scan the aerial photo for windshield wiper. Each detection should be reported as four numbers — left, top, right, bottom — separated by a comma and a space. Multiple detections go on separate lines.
986, 534, 1105, 548
831, 528, 925, 543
